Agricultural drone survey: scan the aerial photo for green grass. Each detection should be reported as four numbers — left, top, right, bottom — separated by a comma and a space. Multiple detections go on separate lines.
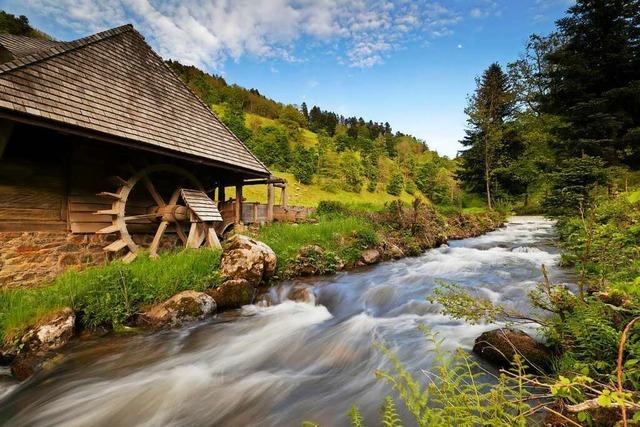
254, 215, 376, 272
0, 249, 221, 343
628, 190, 640, 204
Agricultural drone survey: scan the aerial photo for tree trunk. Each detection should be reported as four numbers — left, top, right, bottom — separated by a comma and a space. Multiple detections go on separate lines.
484, 136, 492, 210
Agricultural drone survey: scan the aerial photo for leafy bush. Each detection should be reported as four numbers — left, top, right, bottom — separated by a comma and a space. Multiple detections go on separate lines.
386, 171, 404, 196
340, 150, 364, 193
316, 200, 351, 217
292, 143, 317, 184
353, 228, 379, 248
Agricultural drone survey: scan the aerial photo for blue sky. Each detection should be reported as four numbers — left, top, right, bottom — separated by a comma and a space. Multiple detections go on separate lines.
1, 0, 571, 157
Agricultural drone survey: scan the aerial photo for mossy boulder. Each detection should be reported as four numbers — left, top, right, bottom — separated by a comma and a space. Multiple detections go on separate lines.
473, 328, 552, 373
138, 291, 216, 328
206, 279, 255, 310
9, 307, 76, 380
220, 235, 277, 286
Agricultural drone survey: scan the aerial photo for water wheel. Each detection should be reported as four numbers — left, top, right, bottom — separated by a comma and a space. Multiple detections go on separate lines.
95, 164, 221, 263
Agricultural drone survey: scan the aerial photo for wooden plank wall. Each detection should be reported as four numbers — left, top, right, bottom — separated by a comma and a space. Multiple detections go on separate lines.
0, 156, 67, 231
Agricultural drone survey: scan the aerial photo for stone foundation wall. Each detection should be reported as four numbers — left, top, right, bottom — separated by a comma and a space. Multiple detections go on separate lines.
0, 232, 179, 289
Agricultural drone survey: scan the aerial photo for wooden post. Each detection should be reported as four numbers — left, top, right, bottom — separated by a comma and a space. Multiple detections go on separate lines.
235, 185, 243, 224
281, 185, 288, 207
267, 183, 275, 223
252, 203, 258, 223
0, 119, 14, 160
218, 185, 226, 202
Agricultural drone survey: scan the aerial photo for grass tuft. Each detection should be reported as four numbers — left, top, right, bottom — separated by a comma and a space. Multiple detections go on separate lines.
0, 249, 220, 343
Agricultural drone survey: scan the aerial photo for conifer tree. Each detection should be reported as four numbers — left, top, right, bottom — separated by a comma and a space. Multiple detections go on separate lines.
458, 63, 515, 209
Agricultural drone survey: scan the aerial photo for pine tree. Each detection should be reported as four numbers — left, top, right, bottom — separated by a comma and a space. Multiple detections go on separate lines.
301, 102, 309, 124
458, 63, 515, 209
542, 0, 640, 167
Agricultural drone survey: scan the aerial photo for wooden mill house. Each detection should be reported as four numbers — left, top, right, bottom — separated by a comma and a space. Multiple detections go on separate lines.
0, 24, 300, 287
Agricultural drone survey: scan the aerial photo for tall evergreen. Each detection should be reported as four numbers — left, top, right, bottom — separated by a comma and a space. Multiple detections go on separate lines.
458, 63, 515, 208
542, 0, 640, 166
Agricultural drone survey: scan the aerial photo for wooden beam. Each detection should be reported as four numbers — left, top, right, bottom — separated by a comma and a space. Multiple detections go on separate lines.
281, 185, 288, 207
0, 119, 14, 159
235, 185, 243, 224
206, 225, 222, 249
218, 185, 226, 202
267, 183, 275, 223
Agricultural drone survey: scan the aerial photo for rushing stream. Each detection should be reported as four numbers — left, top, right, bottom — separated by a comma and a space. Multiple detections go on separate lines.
0, 216, 573, 426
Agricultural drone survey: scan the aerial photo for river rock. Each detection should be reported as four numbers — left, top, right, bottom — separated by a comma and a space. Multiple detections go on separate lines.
207, 279, 255, 310
220, 235, 277, 286
473, 328, 552, 373
384, 243, 405, 259
287, 286, 315, 304
9, 307, 76, 380
361, 249, 381, 265
138, 291, 216, 328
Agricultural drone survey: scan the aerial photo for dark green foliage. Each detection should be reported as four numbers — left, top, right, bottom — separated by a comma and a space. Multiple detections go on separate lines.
291, 144, 317, 184
542, 0, 640, 167
0, 11, 49, 38
250, 125, 292, 169
220, 106, 252, 142
386, 171, 404, 196
541, 156, 609, 216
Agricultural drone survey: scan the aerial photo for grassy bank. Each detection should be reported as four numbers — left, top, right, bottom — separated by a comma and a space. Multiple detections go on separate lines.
0, 201, 502, 347
0, 250, 221, 343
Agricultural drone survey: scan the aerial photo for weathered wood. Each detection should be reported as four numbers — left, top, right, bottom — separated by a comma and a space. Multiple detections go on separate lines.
235, 185, 243, 224
267, 183, 275, 223
0, 221, 67, 232
122, 251, 137, 264
281, 186, 288, 207
218, 185, 226, 202
0, 119, 13, 160
104, 239, 128, 252
96, 224, 121, 234
97, 191, 123, 201
206, 225, 221, 249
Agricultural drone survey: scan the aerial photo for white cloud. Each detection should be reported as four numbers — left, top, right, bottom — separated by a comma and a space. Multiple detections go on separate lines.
20, 0, 466, 70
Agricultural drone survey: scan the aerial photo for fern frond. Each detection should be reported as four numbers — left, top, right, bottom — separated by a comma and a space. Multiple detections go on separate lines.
348, 405, 364, 427
381, 396, 403, 427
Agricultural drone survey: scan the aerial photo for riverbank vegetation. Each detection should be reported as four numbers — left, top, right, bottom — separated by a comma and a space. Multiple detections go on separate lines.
338, 0, 640, 425
0, 201, 502, 347
0, 249, 220, 343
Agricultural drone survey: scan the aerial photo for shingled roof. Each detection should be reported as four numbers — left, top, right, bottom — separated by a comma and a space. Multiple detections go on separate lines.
0, 25, 270, 177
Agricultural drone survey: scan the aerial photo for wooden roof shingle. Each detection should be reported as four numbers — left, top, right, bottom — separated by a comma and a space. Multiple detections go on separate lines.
0, 25, 270, 177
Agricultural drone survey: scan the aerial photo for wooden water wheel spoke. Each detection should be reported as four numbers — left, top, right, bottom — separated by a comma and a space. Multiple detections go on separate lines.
149, 220, 170, 258
123, 213, 162, 222
175, 223, 188, 244
97, 164, 221, 263
142, 174, 166, 208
